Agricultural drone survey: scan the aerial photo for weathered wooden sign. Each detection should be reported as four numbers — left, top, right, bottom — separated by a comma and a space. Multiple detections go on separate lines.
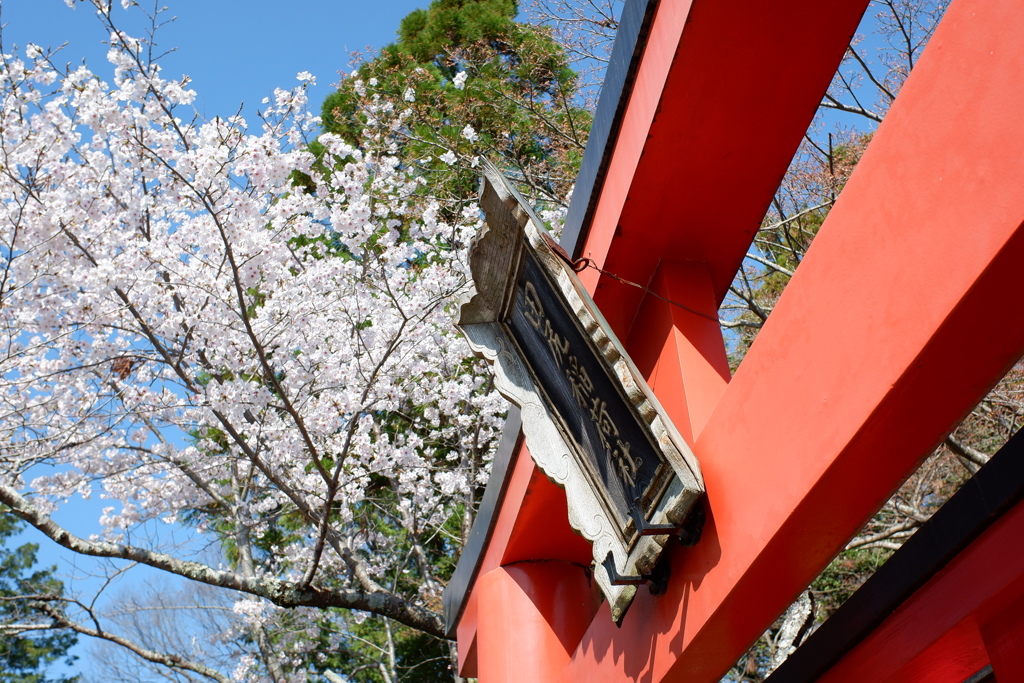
458, 161, 704, 620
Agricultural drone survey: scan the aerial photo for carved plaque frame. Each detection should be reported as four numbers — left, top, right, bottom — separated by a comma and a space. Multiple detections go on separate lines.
458, 161, 704, 621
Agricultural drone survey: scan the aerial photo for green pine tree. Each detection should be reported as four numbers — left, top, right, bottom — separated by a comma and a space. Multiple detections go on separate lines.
313, 0, 589, 212
0, 511, 78, 683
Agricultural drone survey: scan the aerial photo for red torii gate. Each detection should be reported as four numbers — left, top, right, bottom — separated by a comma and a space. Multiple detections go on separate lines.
443, 0, 1024, 681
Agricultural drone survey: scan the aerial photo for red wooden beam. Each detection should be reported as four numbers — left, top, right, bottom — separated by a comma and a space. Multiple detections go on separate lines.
457, 0, 871, 677
560, 0, 1024, 680
578, 0, 870, 335
765, 413, 1024, 682
455, 442, 591, 674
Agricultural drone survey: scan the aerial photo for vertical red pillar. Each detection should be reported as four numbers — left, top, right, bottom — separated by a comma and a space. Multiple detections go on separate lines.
626, 261, 730, 445
476, 561, 599, 683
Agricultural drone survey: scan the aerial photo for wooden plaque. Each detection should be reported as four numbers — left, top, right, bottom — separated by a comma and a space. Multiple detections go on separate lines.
458, 161, 704, 621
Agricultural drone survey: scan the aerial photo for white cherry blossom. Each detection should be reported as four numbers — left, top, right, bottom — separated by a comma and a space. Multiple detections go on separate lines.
0, 3, 507, 679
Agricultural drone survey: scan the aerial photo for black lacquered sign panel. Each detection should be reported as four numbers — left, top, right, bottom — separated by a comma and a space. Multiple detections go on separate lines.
507, 251, 671, 543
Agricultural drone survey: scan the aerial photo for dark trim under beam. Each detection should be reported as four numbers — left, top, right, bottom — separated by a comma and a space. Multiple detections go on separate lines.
560, 0, 660, 258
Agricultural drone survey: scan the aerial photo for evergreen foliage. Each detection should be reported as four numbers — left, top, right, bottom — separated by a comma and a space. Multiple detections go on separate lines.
0, 512, 78, 683
316, 0, 589, 212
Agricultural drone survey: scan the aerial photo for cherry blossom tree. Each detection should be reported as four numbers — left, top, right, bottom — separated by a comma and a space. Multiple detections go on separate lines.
0, 1, 506, 680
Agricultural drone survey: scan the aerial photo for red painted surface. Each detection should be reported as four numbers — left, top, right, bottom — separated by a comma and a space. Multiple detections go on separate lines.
561, 0, 1024, 680
626, 262, 730, 446
980, 592, 1024, 683
818, 499, 1024, 682
477, 562, 601, 683
576, 0, 696, 293
883, 621, 988, 683
457, 443, 591, 675
457, 439, 529, 674
456, 0, 1024, 681
462, 0, 871, 675
580, 0, 870, 335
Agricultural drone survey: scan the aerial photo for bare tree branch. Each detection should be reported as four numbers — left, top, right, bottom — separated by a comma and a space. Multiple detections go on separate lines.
0, 484, 447, 637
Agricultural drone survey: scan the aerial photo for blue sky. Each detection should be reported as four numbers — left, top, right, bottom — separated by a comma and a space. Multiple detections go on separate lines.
1, 0, 428, 121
